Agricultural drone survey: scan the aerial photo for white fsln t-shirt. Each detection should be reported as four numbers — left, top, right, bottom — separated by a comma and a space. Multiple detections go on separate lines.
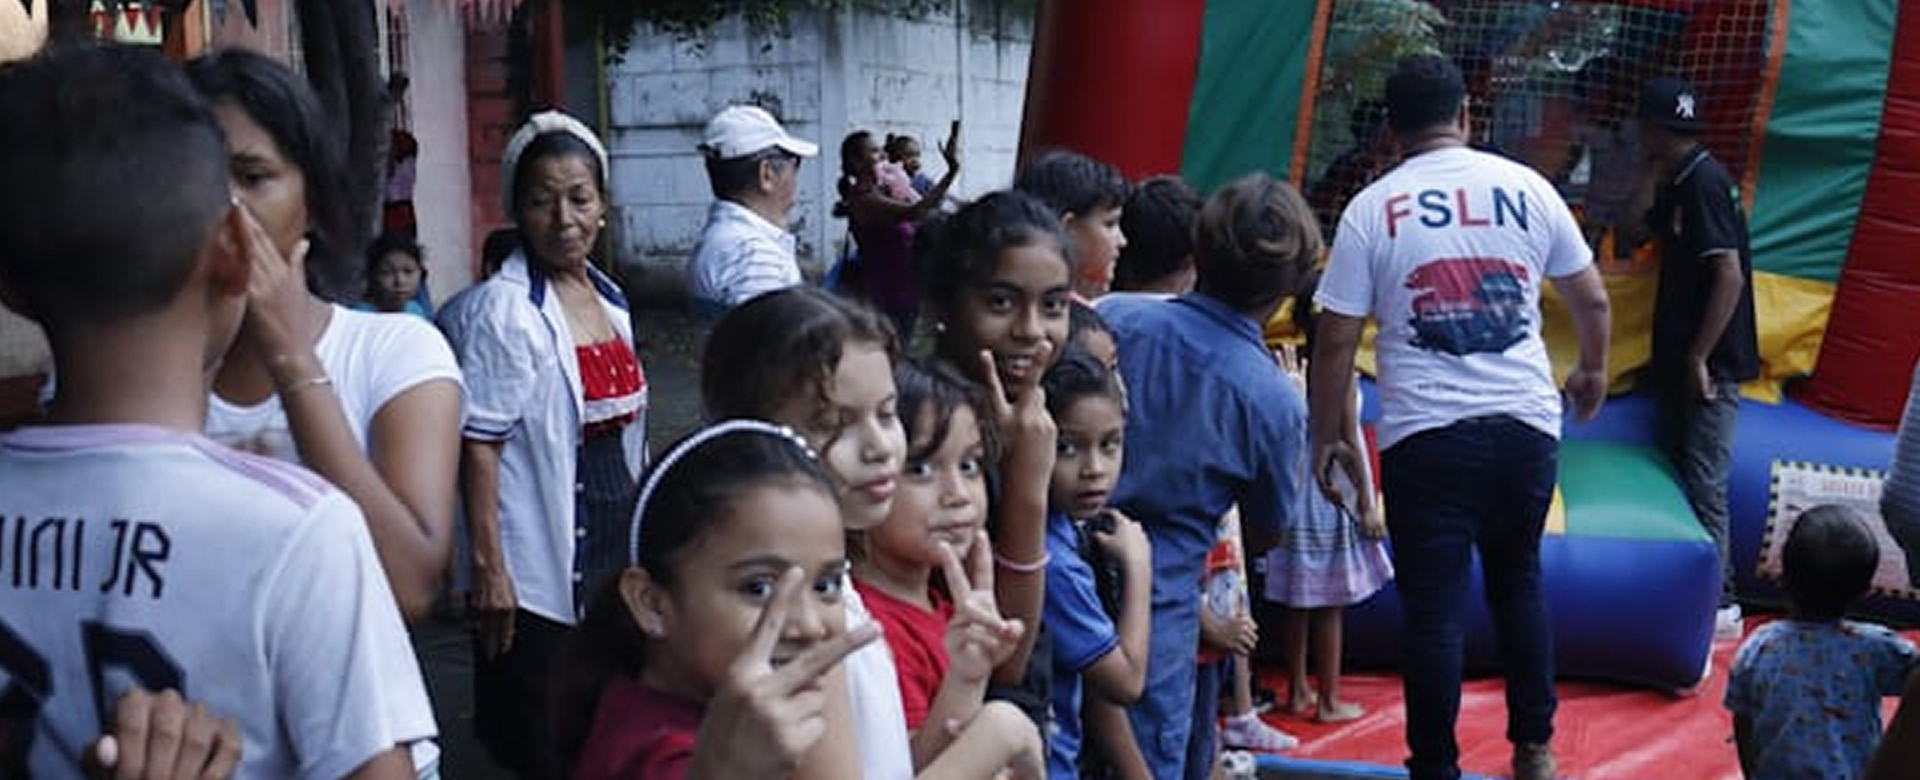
206, 304, 462, 460
1318, 146, 1592, 449
0, 424, 437, 780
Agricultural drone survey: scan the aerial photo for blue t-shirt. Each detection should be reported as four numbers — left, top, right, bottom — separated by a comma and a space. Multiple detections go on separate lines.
1046, 511, 1119, 780
1725, 619, 1918, 779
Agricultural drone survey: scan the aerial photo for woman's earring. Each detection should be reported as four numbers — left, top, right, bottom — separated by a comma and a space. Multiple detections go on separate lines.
934, 321, 947, 334
598, 217, 607, 229
639, 616, 663, 636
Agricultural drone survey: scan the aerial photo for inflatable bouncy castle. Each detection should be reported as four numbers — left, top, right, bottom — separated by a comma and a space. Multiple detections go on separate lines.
1023, 0, 1920, 691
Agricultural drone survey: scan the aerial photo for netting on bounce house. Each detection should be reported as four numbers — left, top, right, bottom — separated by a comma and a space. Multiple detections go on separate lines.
1021, 0, 1920, 697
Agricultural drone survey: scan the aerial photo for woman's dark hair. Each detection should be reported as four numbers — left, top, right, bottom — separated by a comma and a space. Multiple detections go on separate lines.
552, 426, 835, 775
702, 286, 899, 421
1041, 344, 1125, 419
916, 189, 1074, 315
511, 131, 607, 215
1014, 148, 1129, 218
1193, 173, 1322, 313
1114, 176, 1201, 291
187, 48, 360, 302
1782, 504, 1881, 621
895, 358, 999, 465
839, 130, 873, 180
480, 226, 521, 279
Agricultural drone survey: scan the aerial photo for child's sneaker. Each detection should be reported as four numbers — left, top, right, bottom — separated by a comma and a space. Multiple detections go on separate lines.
1221, 712, 1298, 753
1714, 603, 1744, 642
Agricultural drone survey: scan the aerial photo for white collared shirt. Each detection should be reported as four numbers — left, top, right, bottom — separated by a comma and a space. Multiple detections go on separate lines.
438, 252, 647, 624
688, 199, 802, 310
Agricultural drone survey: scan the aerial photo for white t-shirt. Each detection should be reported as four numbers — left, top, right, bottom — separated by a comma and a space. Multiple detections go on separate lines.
842, 581, 915, 780
206, 305, 462, 460
0, 424, 436, 780
1318, 146, 1591, 449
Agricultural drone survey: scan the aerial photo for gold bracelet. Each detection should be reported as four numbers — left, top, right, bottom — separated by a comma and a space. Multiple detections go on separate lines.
279, 375, 333, 397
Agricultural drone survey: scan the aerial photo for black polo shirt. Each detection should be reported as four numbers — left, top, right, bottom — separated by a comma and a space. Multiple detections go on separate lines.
1647, 146, 1760, 385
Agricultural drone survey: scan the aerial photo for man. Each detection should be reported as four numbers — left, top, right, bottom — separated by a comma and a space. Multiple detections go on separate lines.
1639, 76, 1760, 641
687, 104, 818, 317
1308, 55, 1611, 780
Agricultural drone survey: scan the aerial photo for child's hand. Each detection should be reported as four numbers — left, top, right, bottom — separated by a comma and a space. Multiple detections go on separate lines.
85, 689, 242, 780
979, 349, 1058, 481
1092, 510, 1150, 567
941, 532, 1026, 684
690, 568, 880, 779
1357, 501, 1387, 540
1274, 344, 1308, 392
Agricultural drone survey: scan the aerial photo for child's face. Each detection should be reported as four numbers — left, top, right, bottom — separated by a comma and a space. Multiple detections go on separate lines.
1066, 204, 1126, 298
1075, 329, 1119, 375
895, 141, 921, 174
371, 250, 423, 310
1050, 395, 1126, 520
870, 403, 988, 570
945, 242, 1072, 388
773, 343, 907, 531
639, 483, 849, 700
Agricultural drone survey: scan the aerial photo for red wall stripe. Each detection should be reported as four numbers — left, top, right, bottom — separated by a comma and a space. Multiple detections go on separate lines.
1017, 0, 1206, 179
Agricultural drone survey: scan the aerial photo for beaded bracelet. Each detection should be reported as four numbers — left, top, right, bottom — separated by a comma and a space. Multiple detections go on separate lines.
993, 550, 1051, 574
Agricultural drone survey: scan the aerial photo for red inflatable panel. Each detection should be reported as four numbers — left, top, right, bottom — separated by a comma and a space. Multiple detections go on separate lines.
1801, 2, 1920, 429
1018, 0, 1206, 179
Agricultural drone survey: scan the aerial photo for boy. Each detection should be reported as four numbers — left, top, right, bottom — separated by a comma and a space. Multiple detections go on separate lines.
0, 43, 432, 779
1015, 149, 1129, 299
1109, 176, 1202, 298
1726, 505, 1918, 779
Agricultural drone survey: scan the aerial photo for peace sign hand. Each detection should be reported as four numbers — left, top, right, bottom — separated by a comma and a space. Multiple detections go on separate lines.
686, 568, 879, 780
941, 531, 1025, 684
977, 349, 1058, 478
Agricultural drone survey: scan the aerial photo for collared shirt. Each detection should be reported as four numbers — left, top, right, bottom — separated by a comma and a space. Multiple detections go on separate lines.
1648, 145, 1759, 385
1103, 292, 1306, 612
687, 199, 802, 312
437, 251, 646, 625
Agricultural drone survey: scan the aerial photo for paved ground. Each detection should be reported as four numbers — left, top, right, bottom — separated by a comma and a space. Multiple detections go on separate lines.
426, 303, 706, 780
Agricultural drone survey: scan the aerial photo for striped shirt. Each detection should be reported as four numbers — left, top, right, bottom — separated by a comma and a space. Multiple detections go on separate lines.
688, 200, 802, 312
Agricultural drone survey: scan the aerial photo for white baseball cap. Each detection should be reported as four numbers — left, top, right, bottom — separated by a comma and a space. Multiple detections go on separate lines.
700, 105, 818, 160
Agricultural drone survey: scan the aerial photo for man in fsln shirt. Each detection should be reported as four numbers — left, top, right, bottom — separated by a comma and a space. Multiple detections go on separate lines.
687, 105, 818, 318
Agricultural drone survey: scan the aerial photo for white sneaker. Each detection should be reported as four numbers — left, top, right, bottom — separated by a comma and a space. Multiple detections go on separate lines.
1714, 604, 1744, 642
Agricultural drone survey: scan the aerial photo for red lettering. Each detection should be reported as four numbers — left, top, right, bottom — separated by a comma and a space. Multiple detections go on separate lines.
1386, 193, 1413, 238
1455, 188, 1489, 227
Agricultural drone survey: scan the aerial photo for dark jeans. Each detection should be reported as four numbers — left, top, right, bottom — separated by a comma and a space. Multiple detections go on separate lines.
474, 609, 570, 779
1657, 381, 1741, 603
1381, 415, 1558, 780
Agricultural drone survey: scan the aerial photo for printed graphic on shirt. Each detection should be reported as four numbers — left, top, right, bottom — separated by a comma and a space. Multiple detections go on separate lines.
1404, 258, 1533, 357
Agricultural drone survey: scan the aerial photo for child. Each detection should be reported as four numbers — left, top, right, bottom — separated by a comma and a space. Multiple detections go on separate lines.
854, 359, 1029, 765
1068, 301, 1118, 373
1726, 505, 1919, 779
1267, 270, 1393, 724
557, 421, 881, 779
920, 190, 1076, 725
1041, 348, 1153, 780
0, 43, 431, 778
1014, 150, 1129, 299
886, 133, 937, 196
702, 287, 1041, 779
1110, 176, 1202, 297
361, 231, 433, 318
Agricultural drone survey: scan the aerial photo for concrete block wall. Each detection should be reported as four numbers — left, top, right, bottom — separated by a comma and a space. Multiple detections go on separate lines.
603, 6, 1032, 298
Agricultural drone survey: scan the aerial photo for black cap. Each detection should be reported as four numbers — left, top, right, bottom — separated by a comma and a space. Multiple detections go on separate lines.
1640, 76, 1705, 132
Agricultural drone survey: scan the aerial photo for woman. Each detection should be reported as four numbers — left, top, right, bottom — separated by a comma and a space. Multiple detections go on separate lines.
836, 122, 959, 333
187, 48, 456, 776
438, 110, 647, 778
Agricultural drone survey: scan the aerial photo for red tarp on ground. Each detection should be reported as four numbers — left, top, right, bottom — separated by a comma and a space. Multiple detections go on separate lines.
1253, 619, 1912, 779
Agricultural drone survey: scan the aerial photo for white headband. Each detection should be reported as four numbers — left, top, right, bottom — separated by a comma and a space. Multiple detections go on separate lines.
500, 110, 610, 214
627, 419, 819, 566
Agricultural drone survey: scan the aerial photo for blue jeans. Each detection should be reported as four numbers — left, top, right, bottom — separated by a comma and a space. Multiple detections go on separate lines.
1658, 381, 1740, 603
1381, 416, 1559, 780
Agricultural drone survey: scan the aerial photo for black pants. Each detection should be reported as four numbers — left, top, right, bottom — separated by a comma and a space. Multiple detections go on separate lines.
473, 609, 570, 779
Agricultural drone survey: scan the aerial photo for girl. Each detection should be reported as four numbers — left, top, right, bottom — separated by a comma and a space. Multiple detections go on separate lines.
440, 110, 647, 777
920, 190, 1075, 722
855, 358, 1031, 767
361, 231, 431, 318
885, 133, 936, 196
702, 287, 1041, 779
1041, 347, 1152, 780
835, 123, 960, 333
556, 420, 879, 780
1267, 270, 1392, 723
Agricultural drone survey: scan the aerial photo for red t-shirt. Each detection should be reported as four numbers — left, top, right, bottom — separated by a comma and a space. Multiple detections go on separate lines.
853, 579, 954, 730
572, 677, 704, 780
